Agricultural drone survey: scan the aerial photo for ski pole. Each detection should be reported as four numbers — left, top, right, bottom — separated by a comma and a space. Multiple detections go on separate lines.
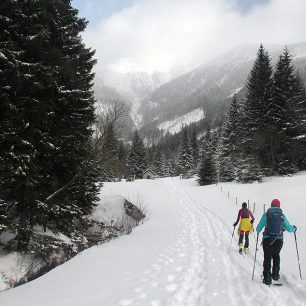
294, 231, 303, 280
252, 232, 259, 281
251, 224, 256, 242
228, 225, 236, 254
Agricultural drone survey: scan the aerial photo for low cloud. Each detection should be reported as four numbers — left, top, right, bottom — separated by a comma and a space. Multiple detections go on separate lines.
82, 0, 306, 75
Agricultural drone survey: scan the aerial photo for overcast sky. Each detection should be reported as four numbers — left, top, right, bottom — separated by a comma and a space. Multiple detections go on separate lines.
72, 0, 306, 75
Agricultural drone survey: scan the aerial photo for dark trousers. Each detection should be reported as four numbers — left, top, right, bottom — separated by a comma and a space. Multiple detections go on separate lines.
262, 238, 283, 275
239, 232, 249, 248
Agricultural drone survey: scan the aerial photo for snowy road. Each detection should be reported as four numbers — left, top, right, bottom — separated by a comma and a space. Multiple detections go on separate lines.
1, 177, 306, 305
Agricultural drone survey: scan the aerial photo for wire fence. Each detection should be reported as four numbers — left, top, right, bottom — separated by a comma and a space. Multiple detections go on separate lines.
217, 183, 267, 215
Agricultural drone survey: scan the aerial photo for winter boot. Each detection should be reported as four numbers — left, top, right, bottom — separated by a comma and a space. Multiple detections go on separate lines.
272, 267, 280, 281
244, 247, 249, 254
263, 271, 272, 285
238, 243, 243, 253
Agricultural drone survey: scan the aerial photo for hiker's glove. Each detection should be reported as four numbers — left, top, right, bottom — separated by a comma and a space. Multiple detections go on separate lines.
250, 219, 254, 224
293, 225, 297, 232
233, 222, 238, 227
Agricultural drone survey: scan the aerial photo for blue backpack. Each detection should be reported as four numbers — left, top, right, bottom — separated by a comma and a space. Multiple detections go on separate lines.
265, 208, 284, 238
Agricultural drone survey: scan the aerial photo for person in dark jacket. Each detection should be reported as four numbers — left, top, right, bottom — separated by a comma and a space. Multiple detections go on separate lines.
256, 198, 296, 285
233, 202, 255, 253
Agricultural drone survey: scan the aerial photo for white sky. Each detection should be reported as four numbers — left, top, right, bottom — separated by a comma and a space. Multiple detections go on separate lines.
81, 0, 306, 74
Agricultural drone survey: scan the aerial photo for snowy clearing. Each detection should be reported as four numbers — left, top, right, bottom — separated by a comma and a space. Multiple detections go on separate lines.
1, 173, 306, 305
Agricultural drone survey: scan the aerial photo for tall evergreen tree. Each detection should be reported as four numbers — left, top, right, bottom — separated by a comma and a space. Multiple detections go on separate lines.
0, 0, 60, 249
218, 96, 242, 181
100, 123, 119, 181
235, 154, 263, 183
269, 48, 306, 174
197, 153, 217, 186
243, 44, 273, 169
153, 151, 164, 177
126, 131, 147, 178
117, 141, 128, 178
0, 0, 99, 250
293, 77, 306, 169
190, 126, 199, 167
178, 127, 193, 175
200, 128, 213, 155
45, 0, 99, 228
167, 154, 177, 177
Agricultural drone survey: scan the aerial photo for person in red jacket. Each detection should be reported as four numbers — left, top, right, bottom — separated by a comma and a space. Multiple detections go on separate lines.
233, 202, 255, 253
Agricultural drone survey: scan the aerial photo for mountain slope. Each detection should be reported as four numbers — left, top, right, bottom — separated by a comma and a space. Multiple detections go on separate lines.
139, 42, 306, 139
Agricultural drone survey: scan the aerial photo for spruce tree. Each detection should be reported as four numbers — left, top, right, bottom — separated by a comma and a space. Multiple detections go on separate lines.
126, 131, 147, 178
100, 123, 119, 181
199, 127, 213, 157
153, 151, 164, 177
269, 48, 306, 174
167, 154, 177, 177
218, 96, 242, 182
178, 127, 193, 176
0, 0, 99, 250
243, 44, 273, 169
293, 77, 306, 169
190, 126, 199, 168
117, 141, 127, 178
235, 154, 263, 183
197, 153, 217, 186
46, 0, 98, 224
0, 0, 60, 249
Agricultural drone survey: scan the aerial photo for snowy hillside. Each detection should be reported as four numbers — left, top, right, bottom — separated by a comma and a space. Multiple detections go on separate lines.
139, 42, 306, 139
158, 108, 205, 135
1, 173, 306, 306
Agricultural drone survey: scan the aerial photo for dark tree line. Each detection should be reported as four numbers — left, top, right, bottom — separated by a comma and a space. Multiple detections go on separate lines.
0, 0, 100, 253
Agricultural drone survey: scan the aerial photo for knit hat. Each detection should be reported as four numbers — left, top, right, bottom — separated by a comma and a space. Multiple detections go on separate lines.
242, 202, 247, 208
271, 199, 280, 207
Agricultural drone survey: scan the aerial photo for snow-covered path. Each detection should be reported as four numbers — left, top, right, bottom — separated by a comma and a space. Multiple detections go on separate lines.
1, 177, 306, 305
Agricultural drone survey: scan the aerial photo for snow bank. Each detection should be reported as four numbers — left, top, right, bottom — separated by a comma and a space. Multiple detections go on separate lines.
0, 191, 142, 293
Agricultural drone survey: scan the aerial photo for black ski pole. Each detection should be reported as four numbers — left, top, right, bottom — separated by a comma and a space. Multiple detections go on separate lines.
294, 231, 303, 280
228, 225, 236, 254
252, 232, 259, 281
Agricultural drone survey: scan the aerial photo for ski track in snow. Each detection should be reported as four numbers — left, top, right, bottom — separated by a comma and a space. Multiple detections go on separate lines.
118, 179, 306, 306
2, 177, 306, 306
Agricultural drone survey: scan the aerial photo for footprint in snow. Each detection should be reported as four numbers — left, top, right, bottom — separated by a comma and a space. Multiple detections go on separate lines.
138, 292, 148, 299
151, 299, 162, 306
119, 299, 134, 306
167, 275, 176, 281
165, 283, 178, 291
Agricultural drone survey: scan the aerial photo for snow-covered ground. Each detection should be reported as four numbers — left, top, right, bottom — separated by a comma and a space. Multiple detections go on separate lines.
1, 173, 306, 305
